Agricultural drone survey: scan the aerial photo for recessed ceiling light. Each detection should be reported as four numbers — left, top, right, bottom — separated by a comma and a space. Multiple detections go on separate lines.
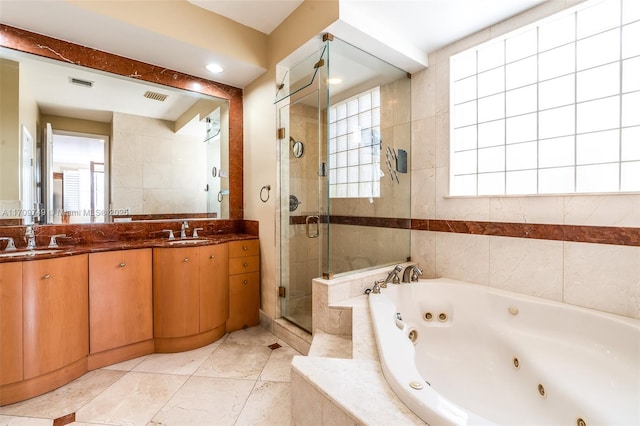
206, 63, 223, 73
328, 77, 342, 85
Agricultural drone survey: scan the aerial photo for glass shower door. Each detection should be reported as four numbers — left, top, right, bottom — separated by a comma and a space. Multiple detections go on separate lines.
278, 87, 326, 333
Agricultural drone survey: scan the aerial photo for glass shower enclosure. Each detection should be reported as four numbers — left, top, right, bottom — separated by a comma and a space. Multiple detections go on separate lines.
276, 36, 411, 332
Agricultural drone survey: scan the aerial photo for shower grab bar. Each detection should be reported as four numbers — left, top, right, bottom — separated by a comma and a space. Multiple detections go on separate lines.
305, 215, 319, 239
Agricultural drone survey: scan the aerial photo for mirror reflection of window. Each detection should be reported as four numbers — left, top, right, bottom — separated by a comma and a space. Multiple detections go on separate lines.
52, 132, 107, 223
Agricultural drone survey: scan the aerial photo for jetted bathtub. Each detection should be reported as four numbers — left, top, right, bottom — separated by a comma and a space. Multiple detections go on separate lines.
368, 277, 640, 425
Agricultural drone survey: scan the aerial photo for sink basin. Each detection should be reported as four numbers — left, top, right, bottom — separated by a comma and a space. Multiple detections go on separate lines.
166, 239, 209, 245
0, 249, 62, 258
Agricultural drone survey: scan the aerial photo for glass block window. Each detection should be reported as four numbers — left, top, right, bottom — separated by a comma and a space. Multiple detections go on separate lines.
450, 0, 640, 196
329, 87, 381, 198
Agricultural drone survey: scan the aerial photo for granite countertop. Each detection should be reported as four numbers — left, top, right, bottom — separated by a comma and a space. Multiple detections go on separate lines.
0, 233, 257, 263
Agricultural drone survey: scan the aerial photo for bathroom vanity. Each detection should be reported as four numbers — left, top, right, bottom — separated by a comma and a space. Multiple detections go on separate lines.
0, 220, 260, 406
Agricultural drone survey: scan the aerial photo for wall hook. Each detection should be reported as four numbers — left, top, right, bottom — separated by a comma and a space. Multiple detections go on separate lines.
260, 185, 271, 203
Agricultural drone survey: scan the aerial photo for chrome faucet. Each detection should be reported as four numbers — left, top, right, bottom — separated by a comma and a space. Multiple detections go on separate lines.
48, 234, 66, 248
402, 264, 424, 283
25, 225, 36, 250
181, 221, 189, 238
379, 265, 402, 288
0, 237, 16, 251
371, 279, 385, 294
192, 227, 203, 238
162, 229, 175, 240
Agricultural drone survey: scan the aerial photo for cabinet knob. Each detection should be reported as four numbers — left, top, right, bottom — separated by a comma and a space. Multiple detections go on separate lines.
243, 262, 248, 268
210, 255, 215, 259
242, 245, 248, 251
119, 262, 126, 268
43, 273, 51, 280
183, 258, 190, 262
243, 279, 248, 285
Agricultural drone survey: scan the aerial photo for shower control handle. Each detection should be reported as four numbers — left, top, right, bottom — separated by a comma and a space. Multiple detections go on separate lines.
305, 215, 320, 239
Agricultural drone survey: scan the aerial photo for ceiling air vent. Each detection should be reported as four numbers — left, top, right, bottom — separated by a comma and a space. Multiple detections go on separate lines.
143, 91, 168, 102
70, 77, 93, 88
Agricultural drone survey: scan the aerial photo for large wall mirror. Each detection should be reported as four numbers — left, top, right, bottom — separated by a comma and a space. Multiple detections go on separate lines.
0, 24, 243, 224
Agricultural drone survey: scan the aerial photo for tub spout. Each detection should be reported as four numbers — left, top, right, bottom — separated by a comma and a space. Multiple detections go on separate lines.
402, 264, 424, 283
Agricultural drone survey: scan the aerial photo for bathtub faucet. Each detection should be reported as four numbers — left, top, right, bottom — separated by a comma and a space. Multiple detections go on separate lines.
371, 279, 385, 294
380, 265, 402, 288
402, 264, 424, 283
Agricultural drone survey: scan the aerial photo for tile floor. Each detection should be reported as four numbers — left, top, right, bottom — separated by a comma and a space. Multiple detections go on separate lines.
0, 326, 301, 426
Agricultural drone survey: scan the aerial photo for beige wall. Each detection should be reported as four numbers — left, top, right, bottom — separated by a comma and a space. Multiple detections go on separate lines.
19, 62, 39, 154
267, 0, 339, 69
68, 0, 267, 70
111, 112, 208, 215
409, 0, 639, 320
0, 59, 20, 203
42, 114, 111, 136
244, 69, 279, 319
1, 58, 39, 218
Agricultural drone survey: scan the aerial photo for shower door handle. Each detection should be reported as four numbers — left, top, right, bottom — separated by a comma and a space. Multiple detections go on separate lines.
305, 215, 319, 238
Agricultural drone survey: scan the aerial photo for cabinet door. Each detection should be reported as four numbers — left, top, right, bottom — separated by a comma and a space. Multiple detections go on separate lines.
89, 249, 152, 354
199, 244, 229, 332
153, 247, 200, 338
0, 262, 22, 385
22, 255, 89, 379
227, 272, 260, 332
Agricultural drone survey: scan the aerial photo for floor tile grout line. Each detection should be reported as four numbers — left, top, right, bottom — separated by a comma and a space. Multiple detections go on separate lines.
231, 377, 259, 426
148, 329, 279, 425
130, 333, 232, 425
1, 327, 294, 425
146, 370, 193, 425
65, 369, 131, 424
147, 333, 231, 424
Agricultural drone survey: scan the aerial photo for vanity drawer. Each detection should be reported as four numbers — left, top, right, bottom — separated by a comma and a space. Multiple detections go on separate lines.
229, 240, 259, 258
229, 255, 259, 275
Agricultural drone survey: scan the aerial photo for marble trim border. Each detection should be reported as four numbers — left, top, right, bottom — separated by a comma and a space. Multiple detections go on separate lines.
412, 219, 640, 247
289, 215, 409, 229
290, 215, 640, 247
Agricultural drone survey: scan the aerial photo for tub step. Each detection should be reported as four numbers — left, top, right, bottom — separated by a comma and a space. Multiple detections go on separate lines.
308, 330, 352, 359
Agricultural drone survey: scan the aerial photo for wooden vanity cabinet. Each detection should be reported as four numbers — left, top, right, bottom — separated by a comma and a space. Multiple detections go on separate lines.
22, 255, 88, 380
153, 246, 200, 339
153, 244, 228, 352
227, 239, 260, 332
1, 255, 88, 406
0, 262, 22, 386
88, 249, 153, 369
199, 244, 229, 332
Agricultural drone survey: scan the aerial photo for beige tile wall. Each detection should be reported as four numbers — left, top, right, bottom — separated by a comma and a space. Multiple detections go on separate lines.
410, 0, 640, 319
111, 112, 208, 214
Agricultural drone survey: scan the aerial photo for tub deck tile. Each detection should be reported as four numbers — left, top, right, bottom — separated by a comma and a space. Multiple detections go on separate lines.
291, 356, 425, 425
